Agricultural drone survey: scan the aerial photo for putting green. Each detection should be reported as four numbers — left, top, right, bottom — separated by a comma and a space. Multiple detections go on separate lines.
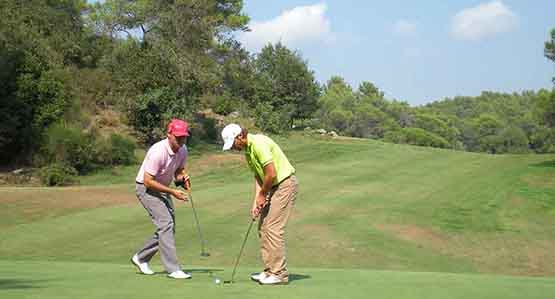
1, 260, 554, 299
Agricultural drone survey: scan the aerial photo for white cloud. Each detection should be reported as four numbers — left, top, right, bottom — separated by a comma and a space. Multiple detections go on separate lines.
393, 20, 417, 37
238, 3, 333, 52
451, 1, 518, 41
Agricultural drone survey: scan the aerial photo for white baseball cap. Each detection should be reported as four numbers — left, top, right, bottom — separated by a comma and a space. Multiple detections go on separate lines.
221, 123, 242, 151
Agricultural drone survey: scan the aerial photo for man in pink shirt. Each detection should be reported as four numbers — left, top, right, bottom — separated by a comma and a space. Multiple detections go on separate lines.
131, 119, 192, 279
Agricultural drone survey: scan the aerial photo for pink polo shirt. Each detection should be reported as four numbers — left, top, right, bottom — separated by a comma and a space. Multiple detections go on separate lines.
135, 138, 188, 186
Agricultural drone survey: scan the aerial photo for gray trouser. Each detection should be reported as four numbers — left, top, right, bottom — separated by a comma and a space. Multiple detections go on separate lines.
135, 183, 180, 273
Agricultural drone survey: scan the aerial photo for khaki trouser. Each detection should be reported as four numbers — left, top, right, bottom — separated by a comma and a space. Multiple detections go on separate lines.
258, 175, 298, 281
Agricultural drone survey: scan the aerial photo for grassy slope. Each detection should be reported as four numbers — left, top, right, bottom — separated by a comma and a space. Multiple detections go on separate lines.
1, 133, 554, 298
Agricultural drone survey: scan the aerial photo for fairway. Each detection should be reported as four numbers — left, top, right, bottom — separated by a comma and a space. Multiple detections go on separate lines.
1, 134, 554, 298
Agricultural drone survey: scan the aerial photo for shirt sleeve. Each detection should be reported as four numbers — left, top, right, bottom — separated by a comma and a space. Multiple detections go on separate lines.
143, 148, 163, 176
253, 142, 273, 167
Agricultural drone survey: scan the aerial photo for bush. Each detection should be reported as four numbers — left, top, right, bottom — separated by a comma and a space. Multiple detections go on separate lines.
385, 128, 450, 148
96, 133, 136, 166
254, 102, 290, 134
39, 123, 96, 174
212, 94, 239, 115
498, 126, 530, 153
128, 87, 196, 144
38, 163, 78, 186
530, 127, 555, 153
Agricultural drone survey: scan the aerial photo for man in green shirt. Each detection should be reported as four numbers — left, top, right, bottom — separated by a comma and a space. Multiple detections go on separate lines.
221, 123, 298, 285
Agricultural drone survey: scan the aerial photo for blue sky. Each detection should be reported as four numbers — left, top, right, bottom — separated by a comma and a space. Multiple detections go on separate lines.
238, 0, 555, 105
89, 1, 555, 105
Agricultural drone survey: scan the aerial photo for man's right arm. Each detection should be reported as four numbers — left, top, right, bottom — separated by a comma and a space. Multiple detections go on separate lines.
143, 172, 188, 201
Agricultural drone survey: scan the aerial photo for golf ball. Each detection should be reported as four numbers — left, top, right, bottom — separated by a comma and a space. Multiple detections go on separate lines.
214, 278, 221, 284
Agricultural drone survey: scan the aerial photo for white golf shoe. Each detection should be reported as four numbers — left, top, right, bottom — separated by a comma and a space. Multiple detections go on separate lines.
250, 272, 268, 282
168, 270, 192, 279
131, 254, 154, 275
258, 274, 288, 285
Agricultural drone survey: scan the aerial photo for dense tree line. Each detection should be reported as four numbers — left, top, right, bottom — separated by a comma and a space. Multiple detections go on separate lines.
0, 1, 553, 184
314, 77, 554, 153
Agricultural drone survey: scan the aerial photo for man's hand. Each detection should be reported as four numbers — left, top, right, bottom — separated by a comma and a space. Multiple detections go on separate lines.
172, 189, 189, 201
251, 191, 269, 219
250, 205, 260, 219
175, 174, 191, 190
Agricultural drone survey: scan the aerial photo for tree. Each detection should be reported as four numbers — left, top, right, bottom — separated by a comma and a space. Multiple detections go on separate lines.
411, 112, 460, 148
545, 28, 555, 84
473, 114, 504, 153
89, 0, 251, 138
316, 77, 399, 138
498, 126, 529, 153
535, 89, 555, 128
253, 42, 320, 129
316, 76, 355, 133
0, 0, 87, 163
358, 81, 384, 100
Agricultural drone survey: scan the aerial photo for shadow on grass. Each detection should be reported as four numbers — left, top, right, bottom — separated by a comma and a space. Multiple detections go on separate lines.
0, 279, 47, 290
290, 273, 311, 283
153, 268, 224, 276
530, 160, 555, 168
187, 268, 224, 275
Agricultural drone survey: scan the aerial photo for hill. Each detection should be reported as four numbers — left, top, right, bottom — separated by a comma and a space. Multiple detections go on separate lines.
1, 134, 554, 298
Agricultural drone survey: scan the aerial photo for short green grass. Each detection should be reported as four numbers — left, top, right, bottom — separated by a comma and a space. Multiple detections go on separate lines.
1, 133, 554, 298
2, 260, 554, 299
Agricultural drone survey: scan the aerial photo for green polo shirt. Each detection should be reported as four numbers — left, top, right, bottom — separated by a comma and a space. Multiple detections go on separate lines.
245, 133, 295, 186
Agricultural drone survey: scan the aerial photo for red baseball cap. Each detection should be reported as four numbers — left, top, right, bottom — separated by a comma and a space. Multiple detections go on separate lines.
167, 119, 190, 137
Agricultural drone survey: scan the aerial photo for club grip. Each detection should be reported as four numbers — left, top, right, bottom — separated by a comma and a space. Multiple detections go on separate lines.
175, 179, 185, 188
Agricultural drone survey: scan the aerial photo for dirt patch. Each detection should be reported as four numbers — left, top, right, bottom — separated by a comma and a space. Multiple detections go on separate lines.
521, 175, 555, 188
0, 186, 135, 228
456, 237, 555, 277
375, 224, 555, 276
375, 223, 448, 251
525, 241, 555, 276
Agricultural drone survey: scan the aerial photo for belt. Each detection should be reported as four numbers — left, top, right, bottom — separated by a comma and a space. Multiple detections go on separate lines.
273, 173, 294, 187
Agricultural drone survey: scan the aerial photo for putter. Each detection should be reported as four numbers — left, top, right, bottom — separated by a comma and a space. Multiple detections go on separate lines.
189, 192, 210, 257
175, 179, 209, 257
223, 218, 256, 284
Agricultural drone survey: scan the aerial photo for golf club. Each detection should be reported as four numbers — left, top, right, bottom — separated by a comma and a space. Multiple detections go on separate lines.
189, 192, 210, 257
176, 179, 209, 257
223, 218, 256, 284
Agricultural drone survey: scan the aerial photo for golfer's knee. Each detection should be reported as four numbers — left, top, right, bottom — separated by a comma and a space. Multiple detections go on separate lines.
158, 219, 174, 233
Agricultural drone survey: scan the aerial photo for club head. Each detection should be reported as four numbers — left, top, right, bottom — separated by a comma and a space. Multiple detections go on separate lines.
200, 252, 210, 257
223, 280, 233, 284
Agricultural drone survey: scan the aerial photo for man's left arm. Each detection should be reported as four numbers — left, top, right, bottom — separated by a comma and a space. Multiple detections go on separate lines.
175, 148, 190, 191
255, 162, 276, 208
174, 148, 191, 190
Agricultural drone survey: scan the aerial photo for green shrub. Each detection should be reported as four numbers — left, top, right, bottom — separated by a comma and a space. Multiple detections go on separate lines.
101, 133, 136, 165
212, 94, 239, 115
531, 127, 555, 153
38, 163, 78, 186
498, 126, 530, 153
385, 128, 450, 149
128, 87, 196, 144
40, 123, 96, 174
254, 102, 290, 134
